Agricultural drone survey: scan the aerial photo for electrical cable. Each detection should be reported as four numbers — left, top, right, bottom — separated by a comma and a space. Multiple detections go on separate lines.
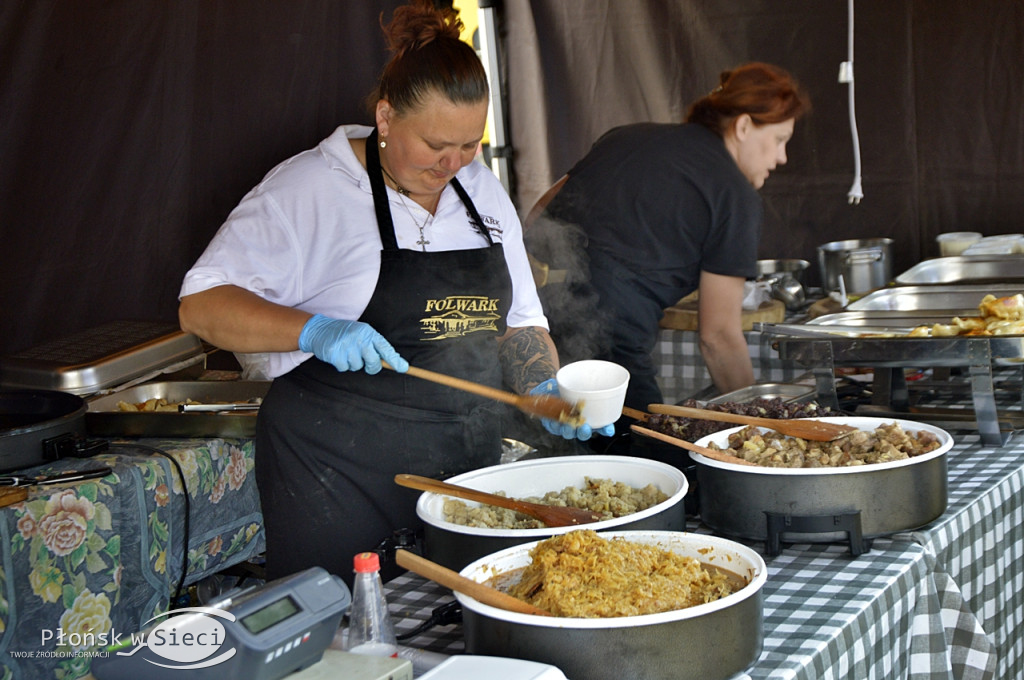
841, 0, 863, 204
111, 442, 191, 607
395, 601, 462, 640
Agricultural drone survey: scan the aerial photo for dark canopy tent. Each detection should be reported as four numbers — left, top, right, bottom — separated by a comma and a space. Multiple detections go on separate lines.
2, 1, 1022, 357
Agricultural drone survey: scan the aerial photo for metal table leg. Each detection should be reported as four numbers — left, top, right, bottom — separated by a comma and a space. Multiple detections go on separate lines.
968, 338, 1007, 446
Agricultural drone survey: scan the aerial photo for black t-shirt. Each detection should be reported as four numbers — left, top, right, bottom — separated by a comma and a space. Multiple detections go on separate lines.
546, 122, 762, 307
534, 123, 763, 407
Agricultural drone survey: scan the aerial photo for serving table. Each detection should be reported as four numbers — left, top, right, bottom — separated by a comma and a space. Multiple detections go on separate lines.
385, 430, 1022, 680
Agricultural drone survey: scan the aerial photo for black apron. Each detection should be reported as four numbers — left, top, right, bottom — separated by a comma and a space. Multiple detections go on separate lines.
256, 129, 513, 585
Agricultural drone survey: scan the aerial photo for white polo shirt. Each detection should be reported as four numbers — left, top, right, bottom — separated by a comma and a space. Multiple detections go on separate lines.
180, 124, 547, 378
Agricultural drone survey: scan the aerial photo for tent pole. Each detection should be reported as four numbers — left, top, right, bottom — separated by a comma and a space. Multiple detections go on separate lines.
477, 0, 511, 194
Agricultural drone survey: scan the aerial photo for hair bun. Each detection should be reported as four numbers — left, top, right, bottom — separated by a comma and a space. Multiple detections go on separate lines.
384, 0, 463, 58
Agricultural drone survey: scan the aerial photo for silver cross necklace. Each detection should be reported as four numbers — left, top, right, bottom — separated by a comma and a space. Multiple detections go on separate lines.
381, 164, 431, 251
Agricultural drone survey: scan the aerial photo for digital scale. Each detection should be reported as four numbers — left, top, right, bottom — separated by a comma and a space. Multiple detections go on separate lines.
91, 564, 566, 680
91, 566, 353, 680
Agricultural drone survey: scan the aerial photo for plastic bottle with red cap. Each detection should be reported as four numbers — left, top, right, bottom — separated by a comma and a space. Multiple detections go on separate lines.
345, 551, 398, 657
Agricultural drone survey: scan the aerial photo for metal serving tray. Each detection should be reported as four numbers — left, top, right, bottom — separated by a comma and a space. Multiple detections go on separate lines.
895, 254, 1024, 285
0, 321, 204, 395
848, 284, 1023, 312
808, 310, 973, 328
86, 381, 270, 438
706, 382, 815, 404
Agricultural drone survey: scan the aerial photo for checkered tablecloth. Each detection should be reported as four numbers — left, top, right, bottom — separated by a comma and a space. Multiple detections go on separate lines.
653, 328, 805, 404
895, 433, 1024, 680
384, 432, 1022, 680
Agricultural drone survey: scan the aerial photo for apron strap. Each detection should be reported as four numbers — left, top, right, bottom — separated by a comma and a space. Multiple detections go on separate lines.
450, 178, 494, 246
365, 128, 400, 251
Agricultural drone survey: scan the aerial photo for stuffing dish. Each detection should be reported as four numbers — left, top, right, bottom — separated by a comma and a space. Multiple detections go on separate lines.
498, 530, 739, 617
706, 421, 942, 468
442, 477, 668, 529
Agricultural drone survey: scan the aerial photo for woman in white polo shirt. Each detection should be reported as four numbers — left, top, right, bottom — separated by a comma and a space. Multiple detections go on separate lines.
178, 0, 607, 587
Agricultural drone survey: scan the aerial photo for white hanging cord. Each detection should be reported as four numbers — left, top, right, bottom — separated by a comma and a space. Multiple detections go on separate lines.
839, 0, 863, 204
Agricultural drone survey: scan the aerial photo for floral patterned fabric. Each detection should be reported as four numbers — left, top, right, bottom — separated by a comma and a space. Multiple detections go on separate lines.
0, 438, 264, 679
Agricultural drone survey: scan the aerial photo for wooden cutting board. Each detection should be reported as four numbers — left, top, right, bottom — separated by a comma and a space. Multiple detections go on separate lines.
659, 298, 786, 331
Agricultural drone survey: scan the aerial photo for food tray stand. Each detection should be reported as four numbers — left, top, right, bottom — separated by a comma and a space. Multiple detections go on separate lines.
755, 326, 1024, 446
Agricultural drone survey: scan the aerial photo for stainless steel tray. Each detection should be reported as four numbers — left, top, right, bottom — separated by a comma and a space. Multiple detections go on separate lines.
848, 284, 1023, 311
86, 381, 270, 438
895, 255, 1024, 285
757, 321, 1024, 364
808, 310, 975, 329
0, 321, 204, 395
707, 382, 815, 404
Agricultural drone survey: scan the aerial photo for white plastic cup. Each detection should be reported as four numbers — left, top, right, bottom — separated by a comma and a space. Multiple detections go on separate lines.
935, 232, 982, 256
555, 360, 630, 428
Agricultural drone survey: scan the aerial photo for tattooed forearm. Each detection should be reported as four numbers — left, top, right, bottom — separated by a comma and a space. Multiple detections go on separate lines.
497, 326, 559, 393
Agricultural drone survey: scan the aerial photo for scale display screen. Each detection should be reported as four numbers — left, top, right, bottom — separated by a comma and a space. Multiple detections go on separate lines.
241, 595, 301, 635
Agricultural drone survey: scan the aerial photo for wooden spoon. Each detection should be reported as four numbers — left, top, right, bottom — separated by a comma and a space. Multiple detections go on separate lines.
630, 424, 759, 467
647, 404, 857, 442
383, 362, 582, 424
621, 405, 649, 422
394, 474, 604, 527
395, 549, 552, 617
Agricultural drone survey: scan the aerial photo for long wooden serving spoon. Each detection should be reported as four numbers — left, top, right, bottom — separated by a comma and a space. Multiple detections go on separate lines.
647, 403, 858, 442
630, 424, 759, 466
394, 473, 604, 527
383, 362, 582, 424
395, 549, 552, 617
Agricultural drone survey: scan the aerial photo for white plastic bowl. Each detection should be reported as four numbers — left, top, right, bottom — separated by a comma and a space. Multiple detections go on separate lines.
556, 360, 630, 428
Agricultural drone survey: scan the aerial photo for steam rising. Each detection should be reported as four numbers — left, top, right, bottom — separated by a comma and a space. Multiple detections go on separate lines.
524, 214, 612, 365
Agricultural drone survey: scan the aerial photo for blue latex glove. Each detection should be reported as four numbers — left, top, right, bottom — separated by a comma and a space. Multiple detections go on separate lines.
298, 314, 409, 375
530, 378, 617, 441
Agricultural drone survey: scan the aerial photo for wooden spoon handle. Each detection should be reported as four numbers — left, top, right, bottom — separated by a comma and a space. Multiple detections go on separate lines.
621, 406, 649, 421
395, 474, 523, 512
630, 425, 758, 466
648, 404, 768, 427
395, 549, 552, 617
384, 362, 575, 422
386, 362, 520, 406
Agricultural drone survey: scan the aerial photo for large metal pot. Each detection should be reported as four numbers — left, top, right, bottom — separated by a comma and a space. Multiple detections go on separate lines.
456, 530, 767, 680
0, 389, 87, 473
817, 238, 894, 293
416, 455, 688, 571
691, 417, 952, 544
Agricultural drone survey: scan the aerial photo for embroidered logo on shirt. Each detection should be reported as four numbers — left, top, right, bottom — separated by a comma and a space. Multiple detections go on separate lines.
421, 296, 501, 339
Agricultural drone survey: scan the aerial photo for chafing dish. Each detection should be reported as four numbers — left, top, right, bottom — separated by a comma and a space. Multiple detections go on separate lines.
895, 254, 1024, 285
755, 319, 1024, 446
86, 381, 270, 437
848, 284, 1023, 312
706, 383, 815, 404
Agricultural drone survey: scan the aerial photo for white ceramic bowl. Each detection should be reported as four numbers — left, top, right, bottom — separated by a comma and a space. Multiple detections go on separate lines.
416, 455, 688, 571
556, 360, 629, 428
690, 416, 953, 474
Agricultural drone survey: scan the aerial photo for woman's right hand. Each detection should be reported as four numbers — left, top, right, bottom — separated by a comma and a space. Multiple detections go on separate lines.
298, 314, 409, 374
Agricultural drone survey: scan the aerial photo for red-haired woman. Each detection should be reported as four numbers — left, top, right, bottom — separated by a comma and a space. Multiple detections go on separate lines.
527, 63, 811, 416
